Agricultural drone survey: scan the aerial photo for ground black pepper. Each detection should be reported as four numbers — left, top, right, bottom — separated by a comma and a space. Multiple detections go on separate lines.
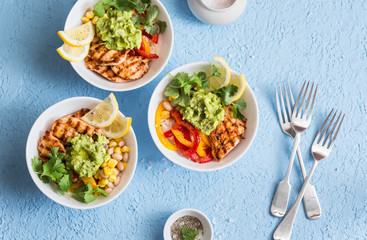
170, 215, 204, 240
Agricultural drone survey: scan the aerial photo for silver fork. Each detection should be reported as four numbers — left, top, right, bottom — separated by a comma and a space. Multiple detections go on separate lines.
273, 84, 322, 219
270, 81, 317, 218
273, 109, 345, 240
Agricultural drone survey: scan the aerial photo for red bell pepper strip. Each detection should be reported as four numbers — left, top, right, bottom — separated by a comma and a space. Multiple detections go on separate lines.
199, 148, 213, 163
190, 152, 200, 163
142, 30, 159, 44
164, 130, 173, 138
135, 49, 159, 59
73, 172, 79, 179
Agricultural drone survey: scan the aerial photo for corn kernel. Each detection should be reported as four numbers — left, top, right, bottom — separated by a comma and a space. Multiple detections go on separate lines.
86, 11, 95, 19
123, 162, 127, 169
93, 192, 101, 197
169, 96, 175, 102
101, 162, 107, 168
94, 171, 100, 180
109, 140, 117, 148
81, 17, 90, 23
108, 175, 117, 182
92, 16, 99, 25
103, 167, 113, 176
115, 138, 122, 143
114, 147, 122, 155
161, 110, 171, 119
121, 146, 130, 153
107, 159, 118, 168
99, 178, 108, 187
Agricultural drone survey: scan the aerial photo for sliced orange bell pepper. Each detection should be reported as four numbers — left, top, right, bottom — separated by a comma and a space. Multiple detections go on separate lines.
81, 177, 98, 190
171, 128, 194, 147
155, 102, 178, 151
141, 37, 150, 54
199, 131, 211, 147
196, 138, 207, 157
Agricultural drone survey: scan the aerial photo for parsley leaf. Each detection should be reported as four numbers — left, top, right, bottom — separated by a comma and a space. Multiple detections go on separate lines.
116, 0, 151, 14
232, 99, 247, 119
182, 226, 199, 240
93, 1, 107, 17
32, 156, 43, 173
73, 182, 108, 203
155, 20, 167, 34
57, 172, 72, 195
213, 84, 238, 106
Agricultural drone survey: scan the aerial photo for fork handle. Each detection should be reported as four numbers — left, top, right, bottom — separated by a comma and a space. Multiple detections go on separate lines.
273, 161, 319, 240
284, 133, 301, 183
295, 146, 322, 219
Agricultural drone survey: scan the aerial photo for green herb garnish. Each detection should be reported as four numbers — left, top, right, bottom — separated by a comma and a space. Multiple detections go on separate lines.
182, 226, 199, 240
31, 147, 72, 195
212, 84, 246, 119
73, 182, 108, 203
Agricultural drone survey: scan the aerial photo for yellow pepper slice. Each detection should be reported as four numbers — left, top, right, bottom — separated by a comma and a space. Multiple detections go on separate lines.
171, 128, 194, 148
199, 131, 211, 147
196, 138, 207, 157
81, 177, 98, 190
155, 102, 177, 151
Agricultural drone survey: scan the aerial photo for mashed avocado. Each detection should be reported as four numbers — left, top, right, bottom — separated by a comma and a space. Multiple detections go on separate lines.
65, 134, 109, 177
181, 89, 224, 135
96, 11, 142, 50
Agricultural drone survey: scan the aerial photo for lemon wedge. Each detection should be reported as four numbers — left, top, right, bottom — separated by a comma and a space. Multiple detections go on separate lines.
57, 22, 94, 47
208, 56, 231, 90
102, 115, 132, 139
56, 43, 89, 63
230, 73, 247, 102
81, 93, 119, 128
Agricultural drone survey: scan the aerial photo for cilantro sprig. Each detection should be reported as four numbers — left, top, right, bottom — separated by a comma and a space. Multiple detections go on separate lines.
32, 147, 72, 195
212, 84, 247, 119
73, 182, 108, 203
182, 226, 199, 240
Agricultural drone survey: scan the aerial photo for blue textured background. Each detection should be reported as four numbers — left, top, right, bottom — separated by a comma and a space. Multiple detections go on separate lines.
0, 0, 366, 239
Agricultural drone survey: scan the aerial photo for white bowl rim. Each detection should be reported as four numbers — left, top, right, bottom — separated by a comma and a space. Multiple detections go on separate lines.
148, 61, 259, 172
65, 0, 174, 92
25, 96, 138, 209
163, 208, 213, 240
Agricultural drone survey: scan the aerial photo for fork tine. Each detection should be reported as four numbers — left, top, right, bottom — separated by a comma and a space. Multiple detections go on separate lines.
319, 110, 337, 146
329, 113, 345, 149
283, 84, 292, 120
292, 81, 306, 119
307, 84, 318, 120
275, 86, 284, 124
324, 112, 342, 147
302, 83, 314, 119
279, 85, 289, 123
298, 81, 310, 118
313, 109, 334, 145
288, 82, 295, 106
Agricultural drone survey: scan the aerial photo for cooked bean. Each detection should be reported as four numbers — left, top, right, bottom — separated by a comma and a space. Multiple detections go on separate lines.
112, 153, 123, 161
107, 148, 114, 155
117, 162, 124, 171
114, 176, 121, 186
107, 182, 115, 189
105, 188, 113, 194
100, 171, 108, 179
118, 140, 125, 147
163, 101, 173, 111
123, 153, 129, 162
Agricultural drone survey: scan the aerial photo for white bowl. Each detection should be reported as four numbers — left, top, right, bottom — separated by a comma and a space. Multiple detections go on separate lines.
64, 0, 174, 91
26, 97, 138, 209
148, 61, 258, 172
187, 0, 247, 25
163, 208, 213, 240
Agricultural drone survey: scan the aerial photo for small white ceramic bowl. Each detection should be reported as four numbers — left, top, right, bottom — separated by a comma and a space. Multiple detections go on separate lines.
148, 61, 258, 172
163, 208, 213, 240
26, 97, 138, 209
64, 0, 174, 91
187, 0, 247, 25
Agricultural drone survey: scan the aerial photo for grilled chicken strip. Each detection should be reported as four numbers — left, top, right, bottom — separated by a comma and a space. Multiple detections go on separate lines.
51, 116, 103, 144
85, 57, 127, 83
111, 55, 151, 80
88, 43, 130, 66
38, 130, 66, 161
209, 106, 247, 161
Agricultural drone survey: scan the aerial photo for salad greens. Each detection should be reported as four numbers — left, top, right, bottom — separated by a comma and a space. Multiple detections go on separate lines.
182, 226, 199, 240
32, 147, 72, 195
93, 0, 167, 36
164, 65, 247, 119
73, 182, 108, 204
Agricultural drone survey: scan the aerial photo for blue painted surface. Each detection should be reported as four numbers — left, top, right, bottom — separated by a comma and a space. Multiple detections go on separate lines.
0, 0, 366, 239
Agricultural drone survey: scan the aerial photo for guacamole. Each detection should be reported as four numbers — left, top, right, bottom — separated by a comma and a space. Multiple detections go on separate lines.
96, 11, 142, 50
181, 89, 224, 135
65, 134, 109, 177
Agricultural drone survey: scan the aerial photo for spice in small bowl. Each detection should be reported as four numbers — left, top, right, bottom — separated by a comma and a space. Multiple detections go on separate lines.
163, 209, 213, 240
171, 215, 204, 240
